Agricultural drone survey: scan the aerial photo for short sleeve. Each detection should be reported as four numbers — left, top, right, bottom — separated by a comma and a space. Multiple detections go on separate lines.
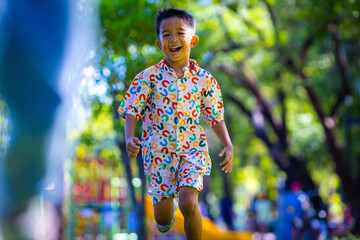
200, 74, 224, 127
118, 70, 151, 120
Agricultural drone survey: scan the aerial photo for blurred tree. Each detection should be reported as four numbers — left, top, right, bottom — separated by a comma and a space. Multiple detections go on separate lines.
178, 0, 360, 234
94, 0, 360, 235
96, 0, 164, 238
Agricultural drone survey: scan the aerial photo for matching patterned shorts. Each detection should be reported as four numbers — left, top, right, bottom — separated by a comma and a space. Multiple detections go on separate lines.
147, 155, 204, 205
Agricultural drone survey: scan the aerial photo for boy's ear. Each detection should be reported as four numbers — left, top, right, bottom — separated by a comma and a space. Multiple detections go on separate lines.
156, 40, 162, 50
190, 35, 199, 48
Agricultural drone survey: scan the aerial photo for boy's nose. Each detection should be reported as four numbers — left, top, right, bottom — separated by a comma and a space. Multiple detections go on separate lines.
169, 36, 178, 42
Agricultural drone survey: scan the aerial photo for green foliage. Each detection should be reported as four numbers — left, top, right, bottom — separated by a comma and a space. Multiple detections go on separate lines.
86, 0, 360, 218
99, 0, 164, 84
78, 103, 120, 163
100, 0, 158, 53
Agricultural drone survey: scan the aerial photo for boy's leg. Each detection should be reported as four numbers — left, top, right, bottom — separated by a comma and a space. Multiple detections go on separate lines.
153, 196, 175, 226
179, 186, 202, 240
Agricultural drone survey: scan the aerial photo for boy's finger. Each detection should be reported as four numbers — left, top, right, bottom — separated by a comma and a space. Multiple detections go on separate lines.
227, 153, 233, 162
129, 150, 139, 158
222, 164, 231, 172
226, 162, 233, 170
223, 156, 231, 166
133, 137, 141, 145
225, 164, 233, 173
128, 143, 140, 149
221, 160, 231, 170
127, 145, 139, 153
220, 158, 228, 166
225, 151, 233, 159
127, 146, 135, 153
131, 145, 140, 150
223, 161, 232, 170
130, 147, 140, 153
218, 148, 225, 157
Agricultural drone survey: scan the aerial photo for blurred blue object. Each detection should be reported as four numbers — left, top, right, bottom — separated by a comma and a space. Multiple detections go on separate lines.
0, 0, 69, 235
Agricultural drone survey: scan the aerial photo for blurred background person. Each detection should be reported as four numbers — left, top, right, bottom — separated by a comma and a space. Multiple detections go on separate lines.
276, 181, 308, 240
253, 191, 272, 234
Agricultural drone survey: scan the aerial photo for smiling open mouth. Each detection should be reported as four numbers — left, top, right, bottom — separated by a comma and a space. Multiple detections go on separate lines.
170, 46, 181, 52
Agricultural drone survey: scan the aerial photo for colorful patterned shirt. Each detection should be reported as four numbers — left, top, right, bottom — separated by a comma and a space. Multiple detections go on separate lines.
119, 59, 224, 175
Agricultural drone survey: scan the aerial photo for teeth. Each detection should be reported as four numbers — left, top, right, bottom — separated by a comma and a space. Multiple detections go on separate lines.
170, 46, 181, 52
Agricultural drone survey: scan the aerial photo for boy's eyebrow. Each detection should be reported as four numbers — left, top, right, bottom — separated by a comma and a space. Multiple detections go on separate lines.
161, 27, 187, 34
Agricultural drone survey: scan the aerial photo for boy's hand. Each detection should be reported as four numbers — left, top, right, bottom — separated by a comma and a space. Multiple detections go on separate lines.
126, 137, 141, 158
219, 145, 233, 173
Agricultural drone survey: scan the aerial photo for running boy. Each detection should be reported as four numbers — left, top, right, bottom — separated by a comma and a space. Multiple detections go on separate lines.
118, 8, 233, 239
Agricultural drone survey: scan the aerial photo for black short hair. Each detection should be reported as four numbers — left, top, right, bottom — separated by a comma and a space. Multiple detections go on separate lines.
156, 8, 195, 38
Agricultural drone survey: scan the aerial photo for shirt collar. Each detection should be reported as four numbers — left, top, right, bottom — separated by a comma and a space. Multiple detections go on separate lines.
155, 58, 200, 78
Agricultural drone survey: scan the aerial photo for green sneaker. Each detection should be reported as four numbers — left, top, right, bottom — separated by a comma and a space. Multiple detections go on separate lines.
157, 197, 179, 233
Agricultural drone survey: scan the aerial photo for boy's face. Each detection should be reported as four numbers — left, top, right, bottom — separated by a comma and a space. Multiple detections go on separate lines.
156, 16, 198, 66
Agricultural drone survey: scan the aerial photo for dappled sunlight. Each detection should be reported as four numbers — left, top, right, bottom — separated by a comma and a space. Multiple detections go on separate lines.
1, 0, 360, 239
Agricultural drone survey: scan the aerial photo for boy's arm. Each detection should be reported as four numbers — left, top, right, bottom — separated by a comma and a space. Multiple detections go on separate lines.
125, 114, 141, 158
212, 120, 233, 173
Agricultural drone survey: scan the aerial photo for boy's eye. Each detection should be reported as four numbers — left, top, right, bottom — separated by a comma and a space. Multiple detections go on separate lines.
178, 32, 184, 35
163, 34, 169, 37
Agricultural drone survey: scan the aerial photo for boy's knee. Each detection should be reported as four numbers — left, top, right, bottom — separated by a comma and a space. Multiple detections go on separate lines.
179, 196, 198, 217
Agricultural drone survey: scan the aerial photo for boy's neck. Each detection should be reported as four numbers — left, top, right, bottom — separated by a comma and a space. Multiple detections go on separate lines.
165, 57, 190, 79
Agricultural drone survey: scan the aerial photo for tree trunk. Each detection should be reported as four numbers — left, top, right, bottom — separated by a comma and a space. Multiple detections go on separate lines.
136, 150, 147, 240
112, 91, 147, 239
201, 176, 215, 221
228, 96, 316, 192
220, 1, 360, 234
220, 170, 235, 230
